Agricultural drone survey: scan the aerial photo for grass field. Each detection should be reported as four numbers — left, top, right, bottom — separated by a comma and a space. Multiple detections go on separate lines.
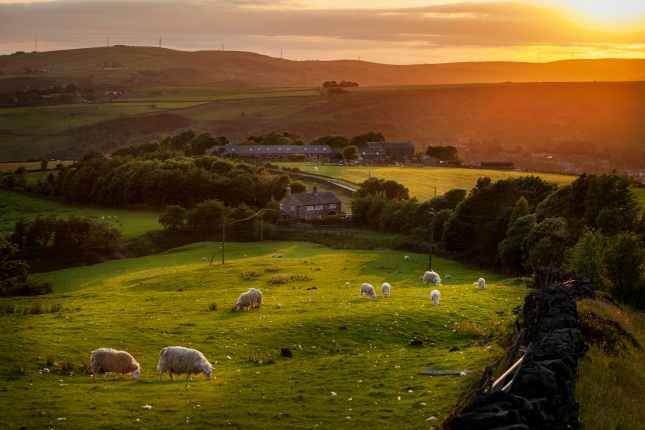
0, 102, 201, 136
280, 163, 575, 200
576, 299, 645, 430
0, 161, 74, 172
0, 190, 160, 239
0, 241, 527, 429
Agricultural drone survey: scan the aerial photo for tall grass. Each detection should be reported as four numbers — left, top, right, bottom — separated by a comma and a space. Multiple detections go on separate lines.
576, 299, 645, 430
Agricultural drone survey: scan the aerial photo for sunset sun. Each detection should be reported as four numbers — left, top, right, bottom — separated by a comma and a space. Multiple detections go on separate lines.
554, 0, 645, 26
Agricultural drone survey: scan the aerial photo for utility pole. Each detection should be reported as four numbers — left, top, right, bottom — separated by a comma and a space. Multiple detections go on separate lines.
214, 208, 276, 265
428, 209, 436, 271
221, 218, 226, 265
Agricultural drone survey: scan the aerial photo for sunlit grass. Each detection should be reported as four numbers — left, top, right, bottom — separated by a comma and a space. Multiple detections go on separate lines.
279, 163, 575, 200
0, 241, 527, 429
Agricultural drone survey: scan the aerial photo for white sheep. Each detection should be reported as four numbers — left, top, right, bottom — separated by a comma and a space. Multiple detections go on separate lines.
90, 348, 140, 380
233, 288, 263, 312
422, 271, 442, 285
475, 278, 486, 289
360, 283, 376, 299
157, 346, 213, 381
431, 289, 441, 305
404, 255, 410, 261
381, 282, 391, 297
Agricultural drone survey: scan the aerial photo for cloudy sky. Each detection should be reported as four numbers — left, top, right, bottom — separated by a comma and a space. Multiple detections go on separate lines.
1, 1, 644, 63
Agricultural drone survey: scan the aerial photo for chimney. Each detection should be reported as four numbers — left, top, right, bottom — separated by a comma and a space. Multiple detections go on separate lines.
313, 186, 318, 194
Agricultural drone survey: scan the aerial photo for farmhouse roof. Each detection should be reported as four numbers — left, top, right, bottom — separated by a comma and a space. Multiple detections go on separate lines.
222, 144, 333, 155
281, 190, 341, 206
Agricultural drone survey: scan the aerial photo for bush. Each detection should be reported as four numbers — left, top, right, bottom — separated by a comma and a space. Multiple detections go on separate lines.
525, 217, 570, 270
604, 232, 645, 308
10, 216, 122, 266
241, 271, 260, 281
498, 214, 536, 274
159, 205, 187, 232
187, 200, 227, 237
565, 229, 608, 289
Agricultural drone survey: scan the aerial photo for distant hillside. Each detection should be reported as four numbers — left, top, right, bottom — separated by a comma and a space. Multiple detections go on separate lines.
1, 46, 645, 89
2, 81, 642, 173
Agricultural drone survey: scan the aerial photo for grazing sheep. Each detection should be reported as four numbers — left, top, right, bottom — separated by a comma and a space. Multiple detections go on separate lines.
476, 278, 486, 289
404, 255, 410, 261
90, 348, 140, 380
157, 346, 213, 381
360, 283, 376, 299
431, 290, 441, 305
233, 288, 263, 312
422, 271, 442, 285
381, 282, 391, 297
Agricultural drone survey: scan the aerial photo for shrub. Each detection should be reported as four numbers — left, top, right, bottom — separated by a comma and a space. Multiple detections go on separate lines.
159, 205, 187, 232
604, 232, 645, 308
240, 271, 260, 281
269, 275, 290, 285
565, 229, 608, 289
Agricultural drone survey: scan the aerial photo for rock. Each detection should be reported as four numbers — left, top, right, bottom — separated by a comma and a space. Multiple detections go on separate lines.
409, 339, 423, 347
280, 348, 293, 358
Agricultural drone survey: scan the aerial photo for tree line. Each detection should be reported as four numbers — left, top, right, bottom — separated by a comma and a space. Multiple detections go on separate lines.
352, 173, 644, 308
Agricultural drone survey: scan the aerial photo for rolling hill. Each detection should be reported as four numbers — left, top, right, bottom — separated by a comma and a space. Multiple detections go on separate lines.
1, 46, 645, 89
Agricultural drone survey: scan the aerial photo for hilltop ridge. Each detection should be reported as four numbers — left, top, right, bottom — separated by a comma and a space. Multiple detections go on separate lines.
1, 46, 644, 89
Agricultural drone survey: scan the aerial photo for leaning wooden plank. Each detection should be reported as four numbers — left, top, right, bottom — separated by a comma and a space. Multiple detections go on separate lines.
491, 355, 525, 390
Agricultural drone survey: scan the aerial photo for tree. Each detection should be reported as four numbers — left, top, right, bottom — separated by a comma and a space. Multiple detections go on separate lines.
290, 181, 307, 194
426, 145, 460, 164
525, 217, 570, 270
310, 135, 349, 150
443, 176, 556, 265
189, 133, 220, 156
537, 174, 640, 239
0, 237, 29, 293
343, 145, 359, 162
350, 132, 384, 147
565, 229, 607, 289
356, 177, 409, 200
498, 214, 536, 274
159, 205, 187, 232
510, 196, 529, 224
604, 232, 644, 308
429, 189, 467, 211
187, 199, 228, 237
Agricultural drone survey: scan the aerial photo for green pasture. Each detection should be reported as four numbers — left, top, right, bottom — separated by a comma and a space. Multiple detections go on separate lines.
0, 241, 527, 429
0, 190, 160, 239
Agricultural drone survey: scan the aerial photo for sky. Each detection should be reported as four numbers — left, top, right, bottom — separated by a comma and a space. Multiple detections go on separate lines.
0, 1, 644, 63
